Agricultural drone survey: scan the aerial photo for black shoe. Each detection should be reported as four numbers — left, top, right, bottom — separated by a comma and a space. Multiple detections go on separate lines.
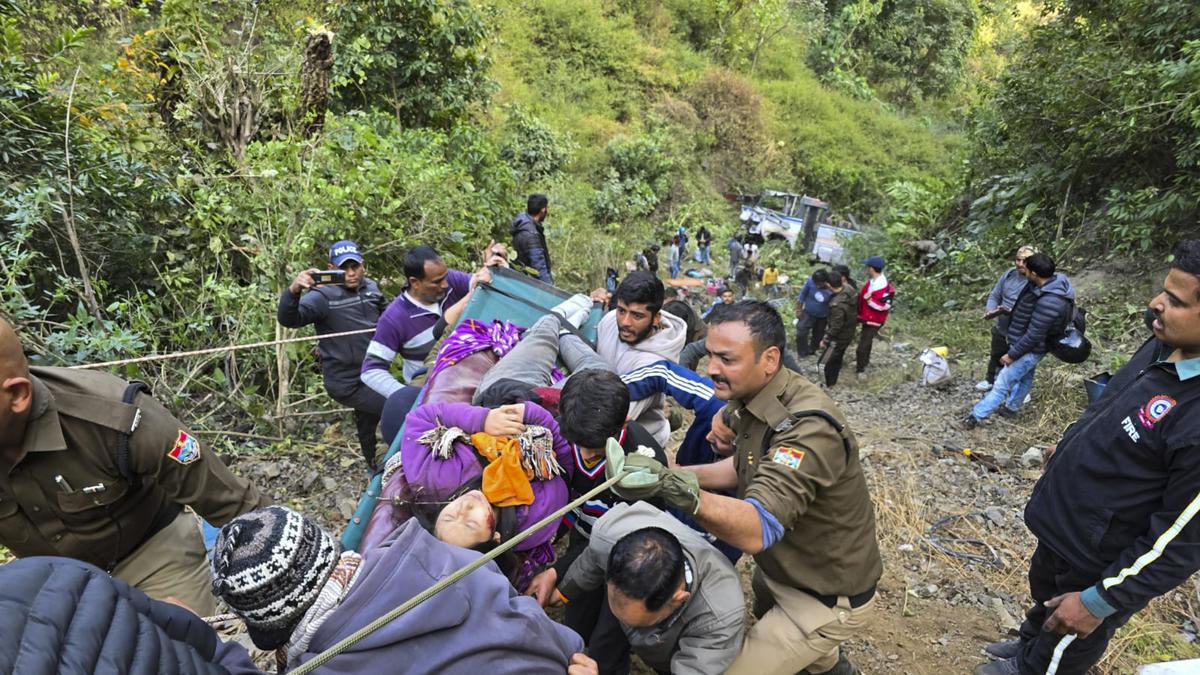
997, 407, 1017, 419
984, 639, 1021, 660
956, 413, 980, 430
974, 657, 1020, 675
801, 650, 860, 675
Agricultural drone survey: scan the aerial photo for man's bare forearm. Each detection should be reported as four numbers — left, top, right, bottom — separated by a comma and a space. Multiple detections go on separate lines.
693, 490, 763, 554
682, 456, 738, 491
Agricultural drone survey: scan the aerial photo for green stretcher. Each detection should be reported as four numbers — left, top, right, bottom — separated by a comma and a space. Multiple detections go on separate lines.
340, 267, 602, 551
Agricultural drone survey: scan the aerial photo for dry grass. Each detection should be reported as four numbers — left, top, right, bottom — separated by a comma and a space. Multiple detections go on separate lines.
884, 306, 1200, 672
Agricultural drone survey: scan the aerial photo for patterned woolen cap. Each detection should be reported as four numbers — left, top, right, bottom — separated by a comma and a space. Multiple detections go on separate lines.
210, 506, 340, 650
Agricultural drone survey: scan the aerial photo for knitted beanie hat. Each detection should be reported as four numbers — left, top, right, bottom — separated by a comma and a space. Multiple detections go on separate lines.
210, 506, 340, 650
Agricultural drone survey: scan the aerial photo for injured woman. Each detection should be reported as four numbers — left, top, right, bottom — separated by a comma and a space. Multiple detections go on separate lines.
391, 398, 574, 591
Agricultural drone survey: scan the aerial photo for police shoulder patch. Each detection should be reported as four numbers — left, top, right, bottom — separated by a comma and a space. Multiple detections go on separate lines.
168, 430, 201, 465
771, 446, 805, 469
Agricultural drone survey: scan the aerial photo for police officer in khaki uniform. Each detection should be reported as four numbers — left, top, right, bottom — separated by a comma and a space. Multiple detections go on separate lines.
607, 300, 882, 675
0, 319, 270, 615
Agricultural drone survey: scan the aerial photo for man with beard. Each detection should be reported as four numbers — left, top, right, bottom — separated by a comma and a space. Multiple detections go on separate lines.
976, 240, 1200, 675
361, 245, 482, 397
595, 271, 688, 447
606, 301, 881, 675
511, 193, 554, 284
279, 240, 389, 471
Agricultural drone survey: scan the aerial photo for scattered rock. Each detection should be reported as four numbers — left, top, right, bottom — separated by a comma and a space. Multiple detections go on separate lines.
337, 497, 357, 520
1019, 446, 1044, 469
262, 462, 281, 479
991, 597, 1019, 632
984, 507, 1005, 525
322, 477, 339, 491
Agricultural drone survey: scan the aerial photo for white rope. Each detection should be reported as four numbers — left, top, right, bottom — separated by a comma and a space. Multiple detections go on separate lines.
68, 328, 376, 370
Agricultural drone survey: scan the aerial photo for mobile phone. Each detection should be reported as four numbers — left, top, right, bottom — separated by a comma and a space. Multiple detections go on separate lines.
310, 270, 346, 285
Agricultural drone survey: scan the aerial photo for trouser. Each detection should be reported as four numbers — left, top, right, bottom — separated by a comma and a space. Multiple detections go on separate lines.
986, 326, 1009, 383
821, 340, 850, 386
473, 315, 614, 403
765, 283, 779, 299
973, 352, 1043, 420
1015, 544, 1137, 675
699, 245, 710, 264
329, 381, 387, 469
855, 322, 881, 373
795, 313, 827, 356
727, 570, 875, 675
567, 579, 632, 674
729, 256, 740, 277
112, 510, 216, 616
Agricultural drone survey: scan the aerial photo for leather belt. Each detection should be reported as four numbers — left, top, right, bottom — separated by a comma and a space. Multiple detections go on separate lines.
803, 584, 876, 610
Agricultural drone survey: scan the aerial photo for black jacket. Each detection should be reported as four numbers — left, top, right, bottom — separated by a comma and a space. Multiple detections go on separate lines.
510, 212, 553, 284
1026, 337, 1200, 613
0, 557, 261, 675
277, 278, 386, 397
1005, 272, 1075, 359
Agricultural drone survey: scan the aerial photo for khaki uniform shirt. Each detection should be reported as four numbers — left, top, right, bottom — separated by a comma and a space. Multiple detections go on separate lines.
558, 502, 745, 675
728, 368, 882, 596
0, 367, 269, 570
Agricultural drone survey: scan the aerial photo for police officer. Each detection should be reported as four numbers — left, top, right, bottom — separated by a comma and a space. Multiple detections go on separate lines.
278, 239, 388, 472
0, 319, 270, 615
608, 300, 881, 675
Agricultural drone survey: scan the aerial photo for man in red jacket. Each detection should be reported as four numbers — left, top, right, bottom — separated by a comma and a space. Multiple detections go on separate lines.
856, 256, 895, 381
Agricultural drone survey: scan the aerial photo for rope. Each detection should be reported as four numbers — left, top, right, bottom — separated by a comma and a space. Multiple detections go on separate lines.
290, 468, 632, 674
68, 328, 375, 370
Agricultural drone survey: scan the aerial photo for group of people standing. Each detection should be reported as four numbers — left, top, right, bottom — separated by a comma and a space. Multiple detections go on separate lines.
792, 256, 895, 386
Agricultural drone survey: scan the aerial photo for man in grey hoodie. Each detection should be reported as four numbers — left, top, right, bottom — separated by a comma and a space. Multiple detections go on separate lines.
976, 246, 1035, 391
596, 271, 688, 447
963, 253, 1075, 427
511, 193, 554, 284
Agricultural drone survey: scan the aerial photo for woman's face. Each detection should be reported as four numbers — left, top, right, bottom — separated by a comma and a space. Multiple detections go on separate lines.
435, 489, 499, 548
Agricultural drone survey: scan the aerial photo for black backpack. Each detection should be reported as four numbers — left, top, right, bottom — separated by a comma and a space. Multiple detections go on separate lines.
1049, 302, 1091, 363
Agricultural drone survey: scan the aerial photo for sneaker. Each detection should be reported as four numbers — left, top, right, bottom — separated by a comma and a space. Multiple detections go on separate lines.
802, 649, 860, 675
956, 413, 980, 430
974, 657, 1020, 675
550, 294, 593, 328
984, 640, 1021, 660
975, 380, 993, 391
855, 371, 867, 382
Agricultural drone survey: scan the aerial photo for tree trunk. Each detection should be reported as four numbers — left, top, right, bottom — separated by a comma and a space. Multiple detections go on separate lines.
299, 30, 334, 139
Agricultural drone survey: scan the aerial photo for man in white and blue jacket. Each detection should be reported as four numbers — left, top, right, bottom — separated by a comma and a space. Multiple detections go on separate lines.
977, 240, 1200, 675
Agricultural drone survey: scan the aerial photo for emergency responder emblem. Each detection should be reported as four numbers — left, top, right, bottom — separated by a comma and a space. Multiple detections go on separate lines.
168, 430, 201, 465
1138, 395, 1176, 429
772, 446, 805, 469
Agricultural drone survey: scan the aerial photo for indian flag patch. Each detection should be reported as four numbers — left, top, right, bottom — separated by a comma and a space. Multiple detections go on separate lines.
771, 446, 805, 469
168, 430, 201, 465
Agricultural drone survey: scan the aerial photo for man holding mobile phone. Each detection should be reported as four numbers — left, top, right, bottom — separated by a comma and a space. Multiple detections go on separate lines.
278, 240, 389, 473
976, 246, 1036, 392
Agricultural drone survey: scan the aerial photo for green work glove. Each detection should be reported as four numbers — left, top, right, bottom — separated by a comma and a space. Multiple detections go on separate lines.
604, 438, 701, 514
606, 437, 664, 499
659, 470, 702, 515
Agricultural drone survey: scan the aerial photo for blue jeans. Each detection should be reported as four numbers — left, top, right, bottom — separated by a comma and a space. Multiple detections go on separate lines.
972, 352, 1043, 420
699, 245, 710, 264
670, 261, 681, 278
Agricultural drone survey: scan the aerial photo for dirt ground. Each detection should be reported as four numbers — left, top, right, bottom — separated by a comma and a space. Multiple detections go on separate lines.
228, 322, 1200, 674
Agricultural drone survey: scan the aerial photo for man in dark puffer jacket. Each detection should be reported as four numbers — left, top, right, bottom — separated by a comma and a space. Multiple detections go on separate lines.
0, 556, 261, 675
962, 253, 1075, 427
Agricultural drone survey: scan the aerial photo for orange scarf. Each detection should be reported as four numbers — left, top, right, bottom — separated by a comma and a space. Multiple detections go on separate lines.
471, 433, 535, 507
